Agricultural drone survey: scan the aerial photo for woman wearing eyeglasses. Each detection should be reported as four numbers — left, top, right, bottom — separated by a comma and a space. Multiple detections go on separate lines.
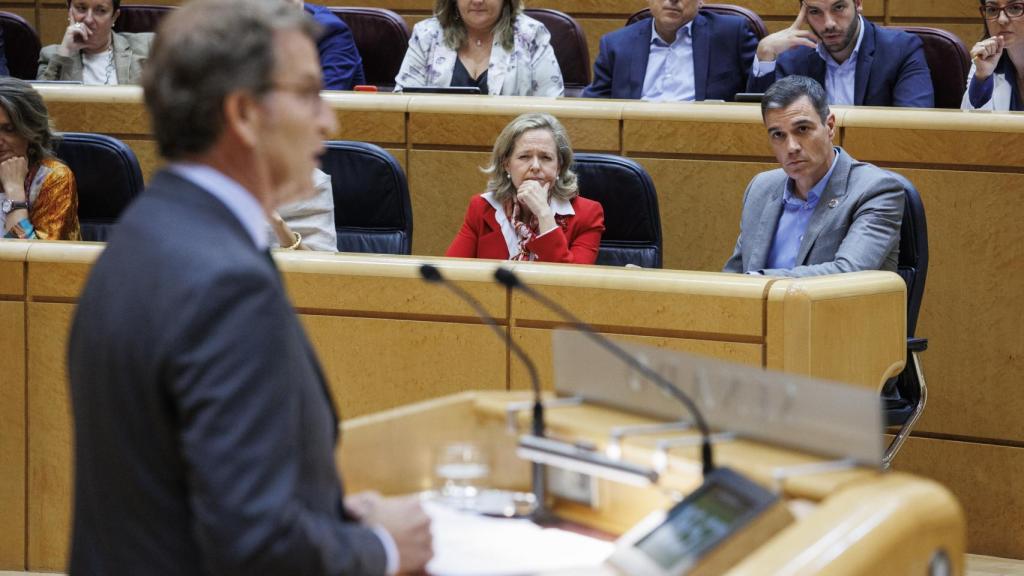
963, 0, 1024, 111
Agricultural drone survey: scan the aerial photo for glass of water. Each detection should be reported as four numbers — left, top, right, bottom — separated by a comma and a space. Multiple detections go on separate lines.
435, 442, 490, 507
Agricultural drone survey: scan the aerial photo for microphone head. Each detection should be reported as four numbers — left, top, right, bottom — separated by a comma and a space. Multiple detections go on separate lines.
494, 267, 519, 288
419, 263, 443, 283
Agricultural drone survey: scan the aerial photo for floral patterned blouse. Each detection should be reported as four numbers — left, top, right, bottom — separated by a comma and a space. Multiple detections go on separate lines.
3, 157, 81, 240
395, 14, 564, 97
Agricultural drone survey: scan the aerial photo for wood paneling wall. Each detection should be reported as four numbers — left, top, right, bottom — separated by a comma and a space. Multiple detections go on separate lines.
0, 243, 904, 571
30, 88, 1024, 561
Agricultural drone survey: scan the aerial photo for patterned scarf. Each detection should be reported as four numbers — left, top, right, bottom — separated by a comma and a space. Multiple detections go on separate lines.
506, 200, 567, 261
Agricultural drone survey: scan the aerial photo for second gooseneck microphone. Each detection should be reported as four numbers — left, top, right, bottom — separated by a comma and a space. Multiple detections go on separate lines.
494, 266, 716, 477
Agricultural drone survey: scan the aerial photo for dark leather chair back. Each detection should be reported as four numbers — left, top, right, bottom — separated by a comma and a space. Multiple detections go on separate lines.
53, 133, 144, 241
887, 26, 969, 110
626, 4, 768, 39
889, 171, 928, 337
328, 7, 409, 89
523, 8, 590, 97
320, 141, 412, 254
113, 4, 173, 33
1, 12, 42, 80
573, 153, 661, 268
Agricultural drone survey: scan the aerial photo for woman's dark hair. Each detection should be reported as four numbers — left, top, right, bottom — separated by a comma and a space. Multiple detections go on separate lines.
0, 77, 57, 165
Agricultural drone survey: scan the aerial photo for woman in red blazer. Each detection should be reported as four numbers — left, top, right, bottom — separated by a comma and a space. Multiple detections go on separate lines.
445, 113, 605, 264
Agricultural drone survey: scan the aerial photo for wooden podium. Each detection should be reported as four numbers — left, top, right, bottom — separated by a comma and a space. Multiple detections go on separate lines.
339, 391, 966, 575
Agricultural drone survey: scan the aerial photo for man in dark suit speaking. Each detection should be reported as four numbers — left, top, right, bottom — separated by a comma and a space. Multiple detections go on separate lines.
66, 0, 431, 574
723, 75, 903, 277
582, 0, 757, 101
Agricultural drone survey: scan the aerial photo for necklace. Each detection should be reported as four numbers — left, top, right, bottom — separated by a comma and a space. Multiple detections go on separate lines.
475, 38, 482, 47
103, 41, 115, 85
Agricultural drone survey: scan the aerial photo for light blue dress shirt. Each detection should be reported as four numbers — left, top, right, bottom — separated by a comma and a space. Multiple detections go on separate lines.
642, 20, 696, 102
168, 163, 270, 250
766, 148, 840, 270
752, 16, 866, 106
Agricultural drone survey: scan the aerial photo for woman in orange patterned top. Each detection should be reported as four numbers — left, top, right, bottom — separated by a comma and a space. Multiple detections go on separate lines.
0, 77, 80, 240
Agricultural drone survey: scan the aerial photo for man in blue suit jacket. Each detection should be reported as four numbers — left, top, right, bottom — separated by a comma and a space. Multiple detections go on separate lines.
299, 1, 366, 89
583, 0, 757, 101
747, 0, 933, 108
0, 28, 9, 76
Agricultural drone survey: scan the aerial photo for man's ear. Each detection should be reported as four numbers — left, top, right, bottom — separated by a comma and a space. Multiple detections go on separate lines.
855, 0, 863, 14
826, 112, 836, 140
223, 90, 261, 148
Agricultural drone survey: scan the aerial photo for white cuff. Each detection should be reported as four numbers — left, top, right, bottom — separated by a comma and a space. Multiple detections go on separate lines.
370, 525, 400, 575
536, 224, 559, 237
752, 56, 776, 78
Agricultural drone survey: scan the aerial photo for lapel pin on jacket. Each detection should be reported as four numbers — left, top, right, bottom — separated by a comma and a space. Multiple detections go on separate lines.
828, 198, 839, 209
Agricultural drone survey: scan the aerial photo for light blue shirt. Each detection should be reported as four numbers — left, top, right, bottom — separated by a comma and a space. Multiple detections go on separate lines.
766, 148, 840, 270
168, 163, 269, 250
816, 15, 865, 106
642, 20, 695, 102
751, 16, 866, 106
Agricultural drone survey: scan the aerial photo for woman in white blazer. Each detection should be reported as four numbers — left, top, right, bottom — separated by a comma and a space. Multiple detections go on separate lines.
962, 0, 1024, 111
395, 0, 563, 97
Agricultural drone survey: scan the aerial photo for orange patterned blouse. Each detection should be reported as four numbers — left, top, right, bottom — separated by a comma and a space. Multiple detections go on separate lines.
4, 157, 81, 240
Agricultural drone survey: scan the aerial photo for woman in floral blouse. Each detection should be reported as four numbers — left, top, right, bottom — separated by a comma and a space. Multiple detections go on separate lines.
395, 0, 564, 97
0, 77, 80, 240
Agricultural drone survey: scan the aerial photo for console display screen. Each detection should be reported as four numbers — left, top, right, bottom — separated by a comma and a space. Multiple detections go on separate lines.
634, 484, 751, 569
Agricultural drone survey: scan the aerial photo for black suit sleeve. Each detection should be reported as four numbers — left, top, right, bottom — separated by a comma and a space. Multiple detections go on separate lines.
166, 265, 387, 576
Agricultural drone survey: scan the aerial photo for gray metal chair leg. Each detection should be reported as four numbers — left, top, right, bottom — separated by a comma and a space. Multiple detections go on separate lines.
883, 351, 927, 469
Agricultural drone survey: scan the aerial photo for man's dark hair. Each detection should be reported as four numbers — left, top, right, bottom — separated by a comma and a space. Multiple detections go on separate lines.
142, 0, 318, 160
761, 75, 831, 123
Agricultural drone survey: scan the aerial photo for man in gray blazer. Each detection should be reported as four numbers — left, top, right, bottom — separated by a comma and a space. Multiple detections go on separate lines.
67, 0, 431, 574
723, 75, 903, 277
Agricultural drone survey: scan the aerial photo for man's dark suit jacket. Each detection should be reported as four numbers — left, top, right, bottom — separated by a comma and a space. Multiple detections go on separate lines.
582, 12, 757, 101
68, 170, 387, 575
0, 28, 9, 76
747, 18, 934, 108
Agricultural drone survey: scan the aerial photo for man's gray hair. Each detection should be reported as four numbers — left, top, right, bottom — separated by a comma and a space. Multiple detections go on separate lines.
483, 112, 578, 204
434, 0, 522, 52
142, 0, 318, 160
761, 75, 831, 123
0, 77, 57, 164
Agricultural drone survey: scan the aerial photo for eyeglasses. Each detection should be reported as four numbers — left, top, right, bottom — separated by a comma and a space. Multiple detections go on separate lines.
980, 3, 1024, 20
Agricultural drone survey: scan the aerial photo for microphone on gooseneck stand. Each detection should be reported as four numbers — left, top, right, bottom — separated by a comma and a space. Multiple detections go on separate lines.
494, 267, 716, 477
418, 264, 549, 516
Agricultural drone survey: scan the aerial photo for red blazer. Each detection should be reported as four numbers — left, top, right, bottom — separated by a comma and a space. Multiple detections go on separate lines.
446, 195, 605, 264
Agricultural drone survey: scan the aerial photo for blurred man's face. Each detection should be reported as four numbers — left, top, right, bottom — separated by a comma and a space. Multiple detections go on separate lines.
255, 28, 337, 209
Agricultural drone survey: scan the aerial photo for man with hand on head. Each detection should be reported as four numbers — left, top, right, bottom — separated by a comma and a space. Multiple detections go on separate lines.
724, 76, 903, 277
747, 0, 933, 108
67, 0, 431, 574
583, 0, 757, 101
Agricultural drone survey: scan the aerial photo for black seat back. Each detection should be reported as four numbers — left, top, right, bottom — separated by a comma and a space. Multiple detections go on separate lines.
889, 171, 928, 337
328, 7, 409, 89
53, 133, 144, 241
1, 12, 42, 80
320, 141, 412, 254
573, 153, 662, 268
523, 8, 590, 97
113, 4, 173, 33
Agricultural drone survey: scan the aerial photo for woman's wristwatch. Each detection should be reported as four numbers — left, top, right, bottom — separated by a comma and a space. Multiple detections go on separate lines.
1, 199, 29, 215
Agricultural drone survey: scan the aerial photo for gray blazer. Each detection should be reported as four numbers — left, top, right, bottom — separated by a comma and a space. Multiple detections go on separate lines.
38, 31, 153, 84
723, 147, 903, 277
